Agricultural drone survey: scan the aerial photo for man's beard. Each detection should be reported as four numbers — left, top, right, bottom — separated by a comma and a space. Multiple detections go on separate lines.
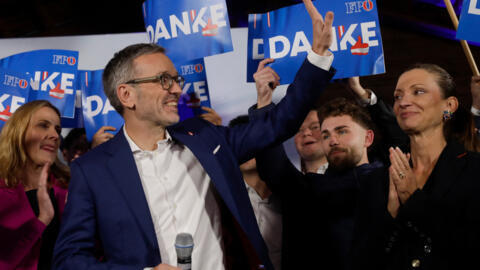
326, 146, 361, 172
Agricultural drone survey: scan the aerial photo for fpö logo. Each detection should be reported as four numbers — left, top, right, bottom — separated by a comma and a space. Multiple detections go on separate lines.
345, 0, 374, 14
3, 74, 28, 89
52, 54, 77, 66
180, 63, 204, 76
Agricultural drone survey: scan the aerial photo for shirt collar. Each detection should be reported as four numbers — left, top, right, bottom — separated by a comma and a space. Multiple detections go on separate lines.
316, 162, 329, 174
123, 125, 173, 155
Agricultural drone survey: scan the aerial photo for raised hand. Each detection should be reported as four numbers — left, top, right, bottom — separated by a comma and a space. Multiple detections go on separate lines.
253, 58, 280, 109
347, 76, 370, 100
37, 162, 54, 226
92, 126, 116, 148
200, 106, 222, 126
389, 147, 416, 204
303, 0, 334, 56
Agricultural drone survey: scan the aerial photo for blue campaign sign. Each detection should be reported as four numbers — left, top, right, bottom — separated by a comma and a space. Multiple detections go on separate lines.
0, 68, 31, 129
60, 90, 84, 128
457, 0, 480, 43
0, 49, 79, 118
79, 70, 124, 141
142, 0, 233, 62
176, 58, 212, 121
247, 0, 385, 84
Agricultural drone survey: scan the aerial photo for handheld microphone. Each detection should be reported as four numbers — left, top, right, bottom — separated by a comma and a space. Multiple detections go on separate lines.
175, 233, 194, 270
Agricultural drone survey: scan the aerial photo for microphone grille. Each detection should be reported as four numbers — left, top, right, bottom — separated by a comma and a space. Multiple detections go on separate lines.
175, 233, 194, 258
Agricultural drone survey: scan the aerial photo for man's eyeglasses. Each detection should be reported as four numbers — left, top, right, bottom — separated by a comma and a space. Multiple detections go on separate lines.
124, 73, 185, 91
298, 123, 321, 134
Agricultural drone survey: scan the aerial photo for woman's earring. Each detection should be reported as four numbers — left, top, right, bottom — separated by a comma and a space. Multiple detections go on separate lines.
443, 110, 453, 121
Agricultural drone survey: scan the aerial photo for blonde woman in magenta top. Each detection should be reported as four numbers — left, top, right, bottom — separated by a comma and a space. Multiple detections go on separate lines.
0, 100, 69, 270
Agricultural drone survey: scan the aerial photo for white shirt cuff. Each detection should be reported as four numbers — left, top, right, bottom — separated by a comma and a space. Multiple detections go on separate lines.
471, 106, 480, 116
366, 89, 378, 106
307, 50, 334, 71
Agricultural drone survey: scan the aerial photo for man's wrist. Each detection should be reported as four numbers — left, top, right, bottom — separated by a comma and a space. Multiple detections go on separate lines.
307, 50, 334, 71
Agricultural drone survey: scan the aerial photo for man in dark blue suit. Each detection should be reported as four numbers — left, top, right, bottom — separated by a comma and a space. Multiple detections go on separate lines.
53, 2, 334, 269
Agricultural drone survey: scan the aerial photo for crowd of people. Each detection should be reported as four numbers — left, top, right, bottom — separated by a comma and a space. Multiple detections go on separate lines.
1, 0, 480, 269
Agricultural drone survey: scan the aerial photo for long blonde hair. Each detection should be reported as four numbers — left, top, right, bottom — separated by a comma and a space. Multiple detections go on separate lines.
0, 100, 69, 187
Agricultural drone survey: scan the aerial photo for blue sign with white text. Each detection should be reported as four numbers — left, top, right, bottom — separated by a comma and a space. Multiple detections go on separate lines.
0, 50, 79, 118
142, 0, 233, 62
247, 0, 385, 84
0, 68, 31, 129
457, 0, 480, 43
176, 58, 212, 121
79, 70, 124, 142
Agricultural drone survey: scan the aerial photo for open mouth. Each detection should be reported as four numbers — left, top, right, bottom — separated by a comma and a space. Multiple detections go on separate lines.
303, 140, 316, 146
41, 145, 57, 152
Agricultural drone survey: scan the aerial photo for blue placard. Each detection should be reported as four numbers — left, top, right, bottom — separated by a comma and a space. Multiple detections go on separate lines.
0, 68, 31, 130
0, 49, 79, 118
247, 0, 385, 84
457, 0, 480, 43
142, 0, 233, 62
79, 70, 124, 142
177, 58, 212, 121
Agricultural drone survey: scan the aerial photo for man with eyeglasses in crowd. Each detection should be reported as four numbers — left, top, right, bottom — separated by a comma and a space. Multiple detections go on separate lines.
53, 1, 336, 269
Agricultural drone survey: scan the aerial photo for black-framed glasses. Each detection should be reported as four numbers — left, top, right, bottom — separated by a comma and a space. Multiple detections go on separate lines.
297, 122, 321, 134
124, 73, 185, 90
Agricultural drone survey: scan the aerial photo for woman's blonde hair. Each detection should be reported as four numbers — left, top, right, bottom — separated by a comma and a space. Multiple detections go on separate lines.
0, 100, 70, 187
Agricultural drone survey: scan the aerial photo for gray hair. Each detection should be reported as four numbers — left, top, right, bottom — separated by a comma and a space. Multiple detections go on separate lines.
102, 43, 166, 115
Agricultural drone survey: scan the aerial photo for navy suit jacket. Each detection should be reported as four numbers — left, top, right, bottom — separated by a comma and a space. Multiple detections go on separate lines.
53, 59, 334, 270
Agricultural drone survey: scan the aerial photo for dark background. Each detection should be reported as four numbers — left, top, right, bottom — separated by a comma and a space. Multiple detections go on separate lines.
0, 0, 479, 106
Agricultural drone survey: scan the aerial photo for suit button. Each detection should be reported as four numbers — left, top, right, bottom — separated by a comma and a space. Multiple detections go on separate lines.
411, 259, 421, 268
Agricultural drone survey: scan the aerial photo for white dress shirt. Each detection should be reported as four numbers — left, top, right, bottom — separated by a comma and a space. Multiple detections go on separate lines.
316, 163, 329, 174
246, 184, 283, 270
124, 126, 224, 270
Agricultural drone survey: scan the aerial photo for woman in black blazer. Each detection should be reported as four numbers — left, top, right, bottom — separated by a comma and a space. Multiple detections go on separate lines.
386, 63, 480, 270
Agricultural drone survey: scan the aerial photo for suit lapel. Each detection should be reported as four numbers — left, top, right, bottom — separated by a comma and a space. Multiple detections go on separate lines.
167, 124, 243, 226
427, 142, 469, 202
104, 129, 158, 249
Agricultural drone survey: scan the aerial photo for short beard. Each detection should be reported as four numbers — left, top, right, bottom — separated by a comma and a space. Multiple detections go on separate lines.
327, 147, 361, 173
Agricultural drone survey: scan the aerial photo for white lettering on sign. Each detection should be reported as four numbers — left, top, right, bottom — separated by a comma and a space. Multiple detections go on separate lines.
146, 4, 227, 43
252, 21, 379, 59
0, 94, 25, 112
85, 95, 116, 118
182, 81, 209, 102
31, 71, 75, 94
469, 0, 480, 15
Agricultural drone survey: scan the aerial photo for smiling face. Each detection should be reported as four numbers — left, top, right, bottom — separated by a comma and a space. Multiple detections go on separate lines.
127, 53, 182, 128
24, 106, 61, 167
393, 68, 450, 135
320, 115, 373, 172
294, 110, 325, 161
